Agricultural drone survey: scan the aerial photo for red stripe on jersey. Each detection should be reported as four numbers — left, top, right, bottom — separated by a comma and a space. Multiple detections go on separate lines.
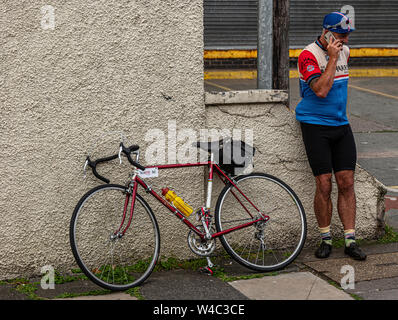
298, 50, 322, 83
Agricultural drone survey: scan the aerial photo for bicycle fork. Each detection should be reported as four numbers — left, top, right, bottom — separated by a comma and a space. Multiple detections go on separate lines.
113, 179, 138, 238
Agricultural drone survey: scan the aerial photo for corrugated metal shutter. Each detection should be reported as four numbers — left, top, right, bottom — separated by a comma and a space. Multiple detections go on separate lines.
204, 0, 258, 49
204, 0, 398, 49
290, 0, 398, 48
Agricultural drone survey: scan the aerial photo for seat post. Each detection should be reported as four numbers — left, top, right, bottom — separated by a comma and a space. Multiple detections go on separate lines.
205, 152, 214, 210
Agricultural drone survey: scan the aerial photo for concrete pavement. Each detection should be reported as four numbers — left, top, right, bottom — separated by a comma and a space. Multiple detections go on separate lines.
229, 272, 353, 300
60, 242, 398, 301
2, 241, 398, 301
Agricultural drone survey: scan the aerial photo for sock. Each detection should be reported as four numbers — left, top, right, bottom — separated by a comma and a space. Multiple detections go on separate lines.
344, 229, 356, 247
319, 225, 332, 245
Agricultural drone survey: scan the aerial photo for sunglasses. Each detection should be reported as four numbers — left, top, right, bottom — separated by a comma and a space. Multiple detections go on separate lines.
325, 17, 351, 30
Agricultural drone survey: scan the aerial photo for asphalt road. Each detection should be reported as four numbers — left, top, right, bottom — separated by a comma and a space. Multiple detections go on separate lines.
204, 72, 398, 190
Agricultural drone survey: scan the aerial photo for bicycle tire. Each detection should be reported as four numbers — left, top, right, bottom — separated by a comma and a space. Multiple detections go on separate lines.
215, 172, 306, 272
70, 184, 160, 291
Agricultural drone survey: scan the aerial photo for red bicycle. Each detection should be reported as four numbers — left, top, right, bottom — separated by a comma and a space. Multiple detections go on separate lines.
70, 139, 307, 291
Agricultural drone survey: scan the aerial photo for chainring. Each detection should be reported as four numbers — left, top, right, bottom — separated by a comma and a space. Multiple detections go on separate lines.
187, 225, 216, 257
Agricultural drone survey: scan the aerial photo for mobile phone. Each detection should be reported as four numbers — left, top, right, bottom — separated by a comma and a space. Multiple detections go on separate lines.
324, 31, 337, 43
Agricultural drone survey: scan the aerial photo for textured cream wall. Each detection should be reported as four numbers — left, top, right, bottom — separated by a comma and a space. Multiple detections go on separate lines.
0, 1, 204, 279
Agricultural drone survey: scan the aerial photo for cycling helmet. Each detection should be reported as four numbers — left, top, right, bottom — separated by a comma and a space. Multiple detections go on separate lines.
323, 12, 355, 33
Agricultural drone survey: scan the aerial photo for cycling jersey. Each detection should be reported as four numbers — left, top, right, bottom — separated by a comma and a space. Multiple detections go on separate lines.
295, 37, 350, 126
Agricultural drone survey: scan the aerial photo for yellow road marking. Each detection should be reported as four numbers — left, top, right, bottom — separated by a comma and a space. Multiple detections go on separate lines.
290, 69, 398, 78
291, 48, 398, 58
350, 69, 398, 77
290, 70, 299, 78
358, 151, 398, 159
204, 50, 257, 59
348, 84, 398, 101
205, 69, 398, 80
289, 49, 301, 58
205, 48, 398, 59
349, 48, 398, 57
204, 80, 232, 91
204, 70, 257, 80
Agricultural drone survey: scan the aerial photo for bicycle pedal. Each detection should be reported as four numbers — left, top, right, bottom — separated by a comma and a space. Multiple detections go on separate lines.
199, 266, 215, 276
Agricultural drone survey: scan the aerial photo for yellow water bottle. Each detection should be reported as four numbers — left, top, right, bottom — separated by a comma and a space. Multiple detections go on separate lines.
162, 188, 193, 217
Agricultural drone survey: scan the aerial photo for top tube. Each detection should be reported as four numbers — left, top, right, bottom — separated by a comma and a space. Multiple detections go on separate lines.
145, 161, 212, 170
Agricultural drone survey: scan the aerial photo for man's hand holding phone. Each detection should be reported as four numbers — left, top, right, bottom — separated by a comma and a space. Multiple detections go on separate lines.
325, 32, 342, 60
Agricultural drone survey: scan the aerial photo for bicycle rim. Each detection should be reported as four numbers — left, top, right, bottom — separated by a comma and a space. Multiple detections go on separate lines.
70, 184, 160, 291
215, 173, 306, 272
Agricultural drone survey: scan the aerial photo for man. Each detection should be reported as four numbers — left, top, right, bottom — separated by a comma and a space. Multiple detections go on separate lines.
296, 12, 366, 260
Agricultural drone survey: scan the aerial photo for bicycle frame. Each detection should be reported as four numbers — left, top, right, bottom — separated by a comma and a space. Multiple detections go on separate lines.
115, 153, 270, 240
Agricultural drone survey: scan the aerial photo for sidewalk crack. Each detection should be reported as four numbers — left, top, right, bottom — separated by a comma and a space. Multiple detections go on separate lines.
305, 277, 318, 300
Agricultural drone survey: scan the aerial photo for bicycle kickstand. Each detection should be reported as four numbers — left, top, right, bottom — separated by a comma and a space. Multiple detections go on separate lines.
199, 257, 216, 276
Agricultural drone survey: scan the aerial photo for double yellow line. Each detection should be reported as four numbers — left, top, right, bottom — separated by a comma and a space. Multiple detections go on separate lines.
204, 48, 398, 79
204, 48, 398, 59
204, 68, 398, 80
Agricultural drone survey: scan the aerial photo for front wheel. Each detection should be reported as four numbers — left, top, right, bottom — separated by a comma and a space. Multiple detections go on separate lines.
215, 173, 306, 272
70, 184, 160, 291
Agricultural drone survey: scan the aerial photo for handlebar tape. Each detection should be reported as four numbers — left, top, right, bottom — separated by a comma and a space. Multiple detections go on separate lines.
125, 153, 146, 171
86, 156, 114, 184
86, 143, 145, 183
120, 143, 146, 171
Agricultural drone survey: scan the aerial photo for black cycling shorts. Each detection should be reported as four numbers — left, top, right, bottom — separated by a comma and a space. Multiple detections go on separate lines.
300, 122, 357, 176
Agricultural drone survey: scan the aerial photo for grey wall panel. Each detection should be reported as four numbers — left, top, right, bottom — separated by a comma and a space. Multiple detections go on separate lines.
290, 0, 398, 48
204, 0, 398, 49
204, 0, 258, 49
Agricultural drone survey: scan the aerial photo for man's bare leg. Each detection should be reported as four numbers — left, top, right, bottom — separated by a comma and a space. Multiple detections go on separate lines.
314, 173, 333, 258
314, 173, 333, 228
335, 170, 356, 230
335, 169, 366, 260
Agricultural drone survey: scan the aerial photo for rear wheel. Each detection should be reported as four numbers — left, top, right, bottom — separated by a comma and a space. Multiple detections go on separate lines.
70, 184, 160, 291
215, 173, 306, 272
